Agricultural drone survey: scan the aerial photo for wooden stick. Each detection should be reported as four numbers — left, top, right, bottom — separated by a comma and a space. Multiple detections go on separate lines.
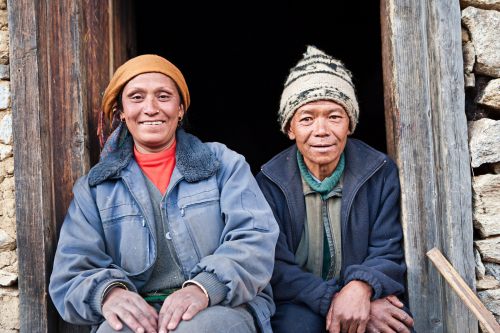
427, 247, 500, 333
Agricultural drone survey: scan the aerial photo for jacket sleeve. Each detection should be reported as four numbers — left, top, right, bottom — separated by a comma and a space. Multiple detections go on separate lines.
255, 172, 340, 317
189, 146, 279, 307
49, 177, 137, 325
342, 160, 406, 300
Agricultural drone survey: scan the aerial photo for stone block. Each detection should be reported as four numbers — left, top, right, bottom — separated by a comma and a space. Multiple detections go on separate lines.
472, 173, 500, 237
0, 289, 19, 331
0, 270, 16, 287
476, 236, 500, 263
0, 10, 6, 31
462, 7, 500, 78
0, 230, 13, 251
0, 65, 8, 80
461, 0, 500, 10
0, 144, 11, 162
0, 113, 11, 144
0, 251, 16, 270
477, 248, 487, 279
0, 30, 7, 65
486, 262, 500, 280
477, 275, 500, 290
468, 118, 500, 167
477, 78, 500, 112
478, 288, 500, 316
0, 81, 9, 110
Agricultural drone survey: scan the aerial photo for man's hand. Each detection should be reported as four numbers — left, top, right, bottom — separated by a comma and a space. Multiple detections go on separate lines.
326, 280, 372, 333
157, 284, 209, 333
102, 287, 158, 333
366, 295, 414, 333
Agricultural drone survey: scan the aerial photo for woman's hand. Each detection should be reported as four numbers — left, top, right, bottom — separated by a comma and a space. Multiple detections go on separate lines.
366, 295, 414, 333
102, 287, 158, 333
326, 280, 372, 333
158, 285, 209, 333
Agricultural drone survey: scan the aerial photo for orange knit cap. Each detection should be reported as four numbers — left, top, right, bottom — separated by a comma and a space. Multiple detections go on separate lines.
101, 54, 190, 122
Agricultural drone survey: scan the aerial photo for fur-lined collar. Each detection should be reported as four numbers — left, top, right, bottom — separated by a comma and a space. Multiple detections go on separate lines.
88, 125, 220, 186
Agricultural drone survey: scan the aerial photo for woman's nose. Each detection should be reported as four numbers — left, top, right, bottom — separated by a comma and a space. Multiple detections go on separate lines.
143, 97, 158, 115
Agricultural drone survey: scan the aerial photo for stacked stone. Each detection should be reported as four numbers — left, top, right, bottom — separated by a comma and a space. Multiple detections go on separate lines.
461, 0, 500, 328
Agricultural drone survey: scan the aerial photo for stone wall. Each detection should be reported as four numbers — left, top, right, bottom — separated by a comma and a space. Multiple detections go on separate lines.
0, 0, 17, 331
461, 0, 500, 328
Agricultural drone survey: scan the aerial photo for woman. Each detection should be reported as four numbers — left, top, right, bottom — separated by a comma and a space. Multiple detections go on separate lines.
256, 46, 414, 333
49, 54, 279, 333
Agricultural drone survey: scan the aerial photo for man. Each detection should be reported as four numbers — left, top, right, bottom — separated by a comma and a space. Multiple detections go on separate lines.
256, 46, 414, 333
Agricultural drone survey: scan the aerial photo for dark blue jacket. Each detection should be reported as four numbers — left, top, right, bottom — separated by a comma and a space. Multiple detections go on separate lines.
256, 138, 406, 316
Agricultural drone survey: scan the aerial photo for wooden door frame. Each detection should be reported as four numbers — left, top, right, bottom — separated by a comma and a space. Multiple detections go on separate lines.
381, 1, 477, 332
8, 0, 476, 332
8, 0, 134, 332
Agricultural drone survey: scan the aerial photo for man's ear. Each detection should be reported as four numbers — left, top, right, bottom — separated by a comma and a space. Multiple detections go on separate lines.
287, 129, 296, 140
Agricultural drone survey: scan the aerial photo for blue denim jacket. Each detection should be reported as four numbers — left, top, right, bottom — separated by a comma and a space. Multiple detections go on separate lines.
49, 127, 279, 332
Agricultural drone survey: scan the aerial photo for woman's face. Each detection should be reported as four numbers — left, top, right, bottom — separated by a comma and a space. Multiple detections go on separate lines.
288, 100, 350, 180
120, 72, 184, 153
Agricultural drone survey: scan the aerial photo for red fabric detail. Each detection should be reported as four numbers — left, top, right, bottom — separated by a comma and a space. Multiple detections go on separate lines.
134, 141, 176, 195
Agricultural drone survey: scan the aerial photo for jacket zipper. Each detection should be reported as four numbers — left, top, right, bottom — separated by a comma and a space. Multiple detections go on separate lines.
340, 159, 387, 279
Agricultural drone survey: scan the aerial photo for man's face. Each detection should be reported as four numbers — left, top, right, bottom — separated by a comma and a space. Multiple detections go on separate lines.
288, 100, 350, 179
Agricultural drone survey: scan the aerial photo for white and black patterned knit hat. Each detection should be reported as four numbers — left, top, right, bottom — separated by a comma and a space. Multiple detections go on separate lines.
278, 45, 359, 134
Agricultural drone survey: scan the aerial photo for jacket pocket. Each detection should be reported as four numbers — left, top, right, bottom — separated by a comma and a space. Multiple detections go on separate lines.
100, 204, 153, 275
178, 188, 223, 258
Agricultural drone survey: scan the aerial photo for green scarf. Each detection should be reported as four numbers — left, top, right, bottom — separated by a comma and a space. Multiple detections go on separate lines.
297, 150, 345, 200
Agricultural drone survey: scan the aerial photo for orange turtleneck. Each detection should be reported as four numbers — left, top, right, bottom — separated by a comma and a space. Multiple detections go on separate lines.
133, 141, 176, 195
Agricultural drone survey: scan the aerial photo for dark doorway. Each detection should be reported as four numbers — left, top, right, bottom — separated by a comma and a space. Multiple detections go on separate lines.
135, 1, 385, 174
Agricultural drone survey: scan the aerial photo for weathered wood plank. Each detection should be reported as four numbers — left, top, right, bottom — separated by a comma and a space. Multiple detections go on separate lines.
381, 1, 477, 332
427, 248, 500, 333
8, 0, 134, 331
81, 0, 112, 166
8, 0, 58, 331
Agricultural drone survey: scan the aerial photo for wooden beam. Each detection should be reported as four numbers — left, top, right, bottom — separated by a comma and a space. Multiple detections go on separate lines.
427, 248, 500, 333
8, 0, 57, 331
380, 1, 477, 332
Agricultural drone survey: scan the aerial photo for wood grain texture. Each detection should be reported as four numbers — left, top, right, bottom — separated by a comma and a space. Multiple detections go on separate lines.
8, 0, 57, 331
9, 0, 134, 332
428, 248, 500, 333
381, 1, 477, 332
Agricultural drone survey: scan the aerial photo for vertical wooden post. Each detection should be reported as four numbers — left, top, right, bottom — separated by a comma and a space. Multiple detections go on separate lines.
8, 0, 58, 331
380, 1, 477, 332
8, 0, 135, 332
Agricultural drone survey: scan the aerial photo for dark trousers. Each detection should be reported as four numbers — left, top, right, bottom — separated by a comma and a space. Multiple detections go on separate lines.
271, 303, 326, 333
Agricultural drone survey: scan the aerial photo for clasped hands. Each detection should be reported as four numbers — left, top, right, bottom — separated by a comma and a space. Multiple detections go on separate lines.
326, 280, 414, 333
101, 285, 208, 333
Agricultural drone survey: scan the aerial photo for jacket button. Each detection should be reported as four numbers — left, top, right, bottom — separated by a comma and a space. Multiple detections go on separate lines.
165, 232, 172, 240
